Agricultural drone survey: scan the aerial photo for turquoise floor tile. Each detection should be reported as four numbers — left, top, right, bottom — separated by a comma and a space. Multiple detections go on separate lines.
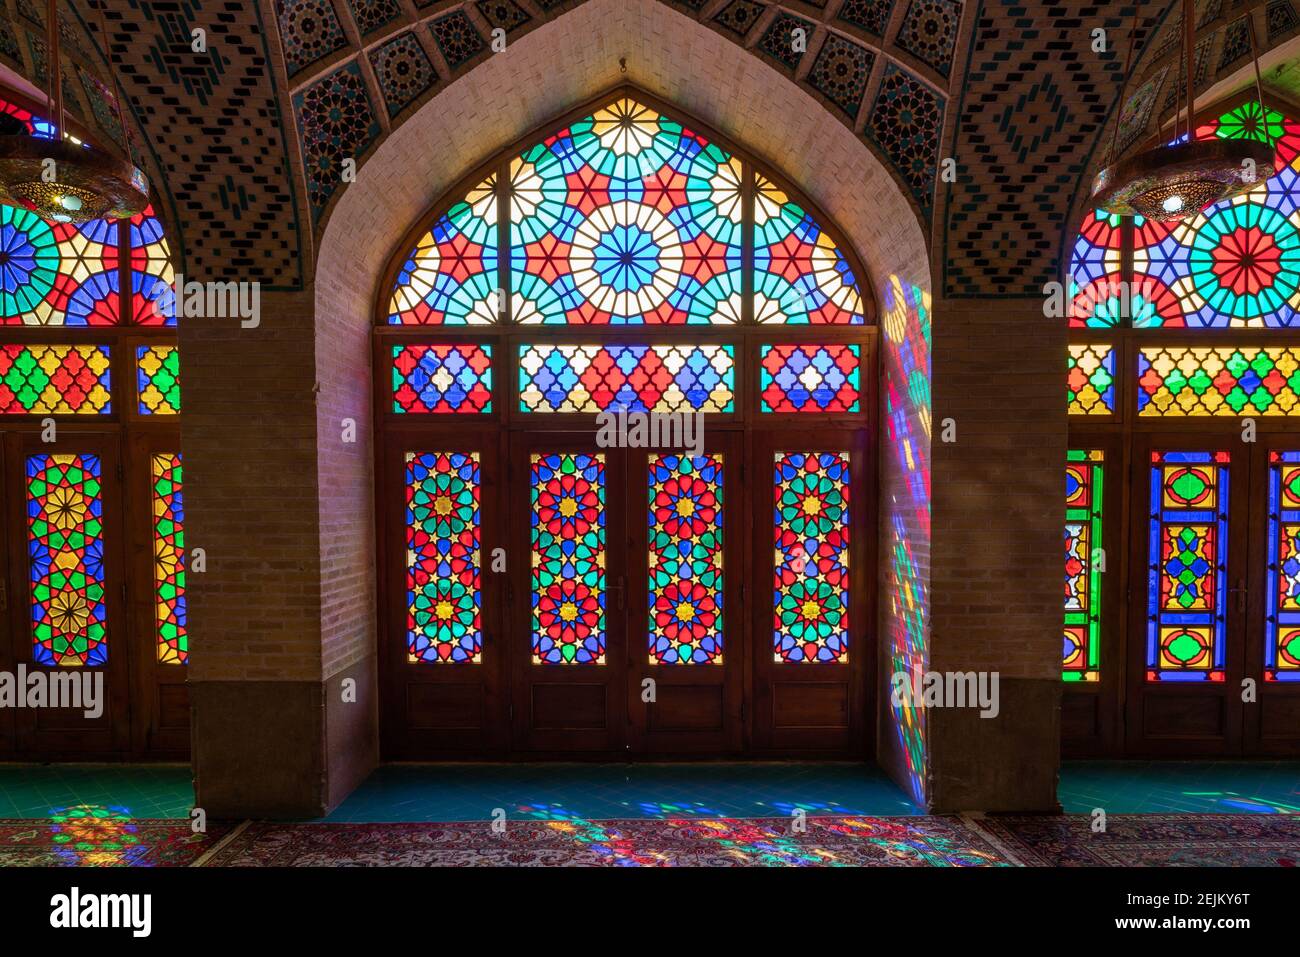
0, 764, 194, 820
1058, 761, 1300, 814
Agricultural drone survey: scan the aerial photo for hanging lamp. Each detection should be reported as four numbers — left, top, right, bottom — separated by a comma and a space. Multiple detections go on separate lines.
0, 0, 148, 223
1091, 0, 1273, 222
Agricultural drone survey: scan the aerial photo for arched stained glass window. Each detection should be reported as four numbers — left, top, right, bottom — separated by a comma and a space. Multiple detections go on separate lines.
386, 95, 866, 325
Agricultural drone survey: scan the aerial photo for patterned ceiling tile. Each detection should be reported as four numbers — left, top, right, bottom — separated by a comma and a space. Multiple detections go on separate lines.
1268, 0, 1300, 39
1161, 34, 1214, 113
345, 0, 404, 36
77, 64, 126, 150
369, 30, 438, 117
0, 13, 19, 66
807, 33, 874, 119
896, 0, 961, 77
1199, 0, 1224, 25
294, 60, 383, 223
1218, 16, 1249, 70
866, 63, 943, 214
837, 0, 894, 37
1114, 64, 1166, 154
429, 10, 486, 69
713, 0, 767, 37
942, 1, 1154, 298
476, 0, 531, 34
276, 0, 349, 77
757, 12, 816, 71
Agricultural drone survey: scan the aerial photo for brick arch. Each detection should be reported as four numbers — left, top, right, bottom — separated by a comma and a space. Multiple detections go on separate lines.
311, 0, 932, 802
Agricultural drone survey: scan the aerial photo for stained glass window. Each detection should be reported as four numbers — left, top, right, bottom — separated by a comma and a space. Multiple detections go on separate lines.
392, 344, 492, 413
774, 452, 849, 663
1068, 209, 1125, 327
518, 344, 734, 413
1138, 346, 1300, 415
406, 452, 482, 664
1067, 344, 1116, 415
510, 98, 743, 325
387, 96, 867, 327
754, 175, 863, 325
649, 454, 722, 665
26, 453, 107, 666
1146, 451, 1229, 681
151, 453, 187, 665
0, 206, 119, 325
136, 344, 180, 414
1065, 450, 1103, 682
760, 344, 862, 412
128, 205, 175, 326
387, 173, 499, 325
0, 95, 56, 138
532, 452, 605, 664
1266, 451, 1300, 682
0, 344, 111, 414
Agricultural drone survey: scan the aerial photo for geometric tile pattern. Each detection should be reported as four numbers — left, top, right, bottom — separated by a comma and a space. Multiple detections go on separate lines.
345, 0, 403, 36
713, 0, 768, 37
429, 10, 485, 69
837, 0, 895, 36
807, 33, 875, 118
866, 64, 944, 215
757, 12, 815, 71
276, 0, 349, 75
476, 0, 532, 35
369, 31, 438, 117
895, 0, 961, 76
293, 61, 383, 222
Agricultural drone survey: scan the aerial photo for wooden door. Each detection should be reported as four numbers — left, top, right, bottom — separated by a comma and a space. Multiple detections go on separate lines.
0, 441, 11, 753
751, 428, 869, 754
4, 432, 130, 755
626, 432, 743, 754
1244, 439, 1300, 755
1125, 436, 1248, 755
510, 433, 627, 752
380, 429, 508, 756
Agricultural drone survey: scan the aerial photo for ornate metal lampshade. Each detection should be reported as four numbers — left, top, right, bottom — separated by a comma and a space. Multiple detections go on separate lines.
1091, 137, 1275, 222
0, 136, 149, 223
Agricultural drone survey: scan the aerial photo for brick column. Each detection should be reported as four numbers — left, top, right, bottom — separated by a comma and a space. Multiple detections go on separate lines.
926, 297, 1064, 812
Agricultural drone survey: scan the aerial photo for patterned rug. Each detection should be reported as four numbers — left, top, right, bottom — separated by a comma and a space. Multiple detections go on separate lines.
0, 806, 236, 867
197, 816, 1011, 867
967, 814, 1300, 867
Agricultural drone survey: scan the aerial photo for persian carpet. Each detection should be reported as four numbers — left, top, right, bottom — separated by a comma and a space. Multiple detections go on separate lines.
0, 811, 236, 867
966, 813, 1300, 867
195, 816, 1011, 867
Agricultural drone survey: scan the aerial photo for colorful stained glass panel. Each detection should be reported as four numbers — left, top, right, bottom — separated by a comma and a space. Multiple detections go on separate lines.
532, 453, 605, 664
26, 453, 107, 666
0, 344, 111, 414
1138, 346, 1300, 415
392, 344, 492, 413
1064, 449, 1102, 681
136, 344, 180, 414
406, 452, 482, 664
1131, 101, 1300, 328
388, 173, 499, 325
1266, 450, 1300, 681
151, 454, 187, 664
129, 205, 175, 325
754, 175, 864, 324
0, 207, 119, 326
1067, 343, 1115, 415
518, 344, 734, 413
774, 452, 850, 663
1068, 209, 1125, 327
510, 98, 744, 325
760, 344, 862, 412
648, 454, 723, 665
1146, 451, 1229, 681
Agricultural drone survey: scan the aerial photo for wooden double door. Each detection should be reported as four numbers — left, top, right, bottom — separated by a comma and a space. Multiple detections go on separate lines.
1067, 431, 1300, 756
380, 427, 871, 759
0, 428, 188, 759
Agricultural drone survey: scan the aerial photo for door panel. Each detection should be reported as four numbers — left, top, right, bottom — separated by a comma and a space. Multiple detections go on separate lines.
751, 428, 869, 754
1244, 441, 1300, 755
1125, 436, 1247, 756
627, 433, 742, 754
0, 442, 11, 753
5, 432, 130, 755
380, 430, 507, 756
510, 433, 626, 752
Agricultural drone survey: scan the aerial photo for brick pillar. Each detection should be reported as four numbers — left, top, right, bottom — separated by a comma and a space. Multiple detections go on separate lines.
926, 297, 1064, 811
183, 288, 377, 818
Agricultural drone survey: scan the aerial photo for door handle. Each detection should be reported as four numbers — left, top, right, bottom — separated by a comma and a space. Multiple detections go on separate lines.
1228, 578, 1246, 614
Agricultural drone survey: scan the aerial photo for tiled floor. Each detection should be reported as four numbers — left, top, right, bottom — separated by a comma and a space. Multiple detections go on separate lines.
0, 760, 1297, 822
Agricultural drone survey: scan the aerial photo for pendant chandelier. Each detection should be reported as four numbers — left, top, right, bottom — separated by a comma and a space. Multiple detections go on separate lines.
1092, 0, 1274, 223
0, 0, 148, 223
